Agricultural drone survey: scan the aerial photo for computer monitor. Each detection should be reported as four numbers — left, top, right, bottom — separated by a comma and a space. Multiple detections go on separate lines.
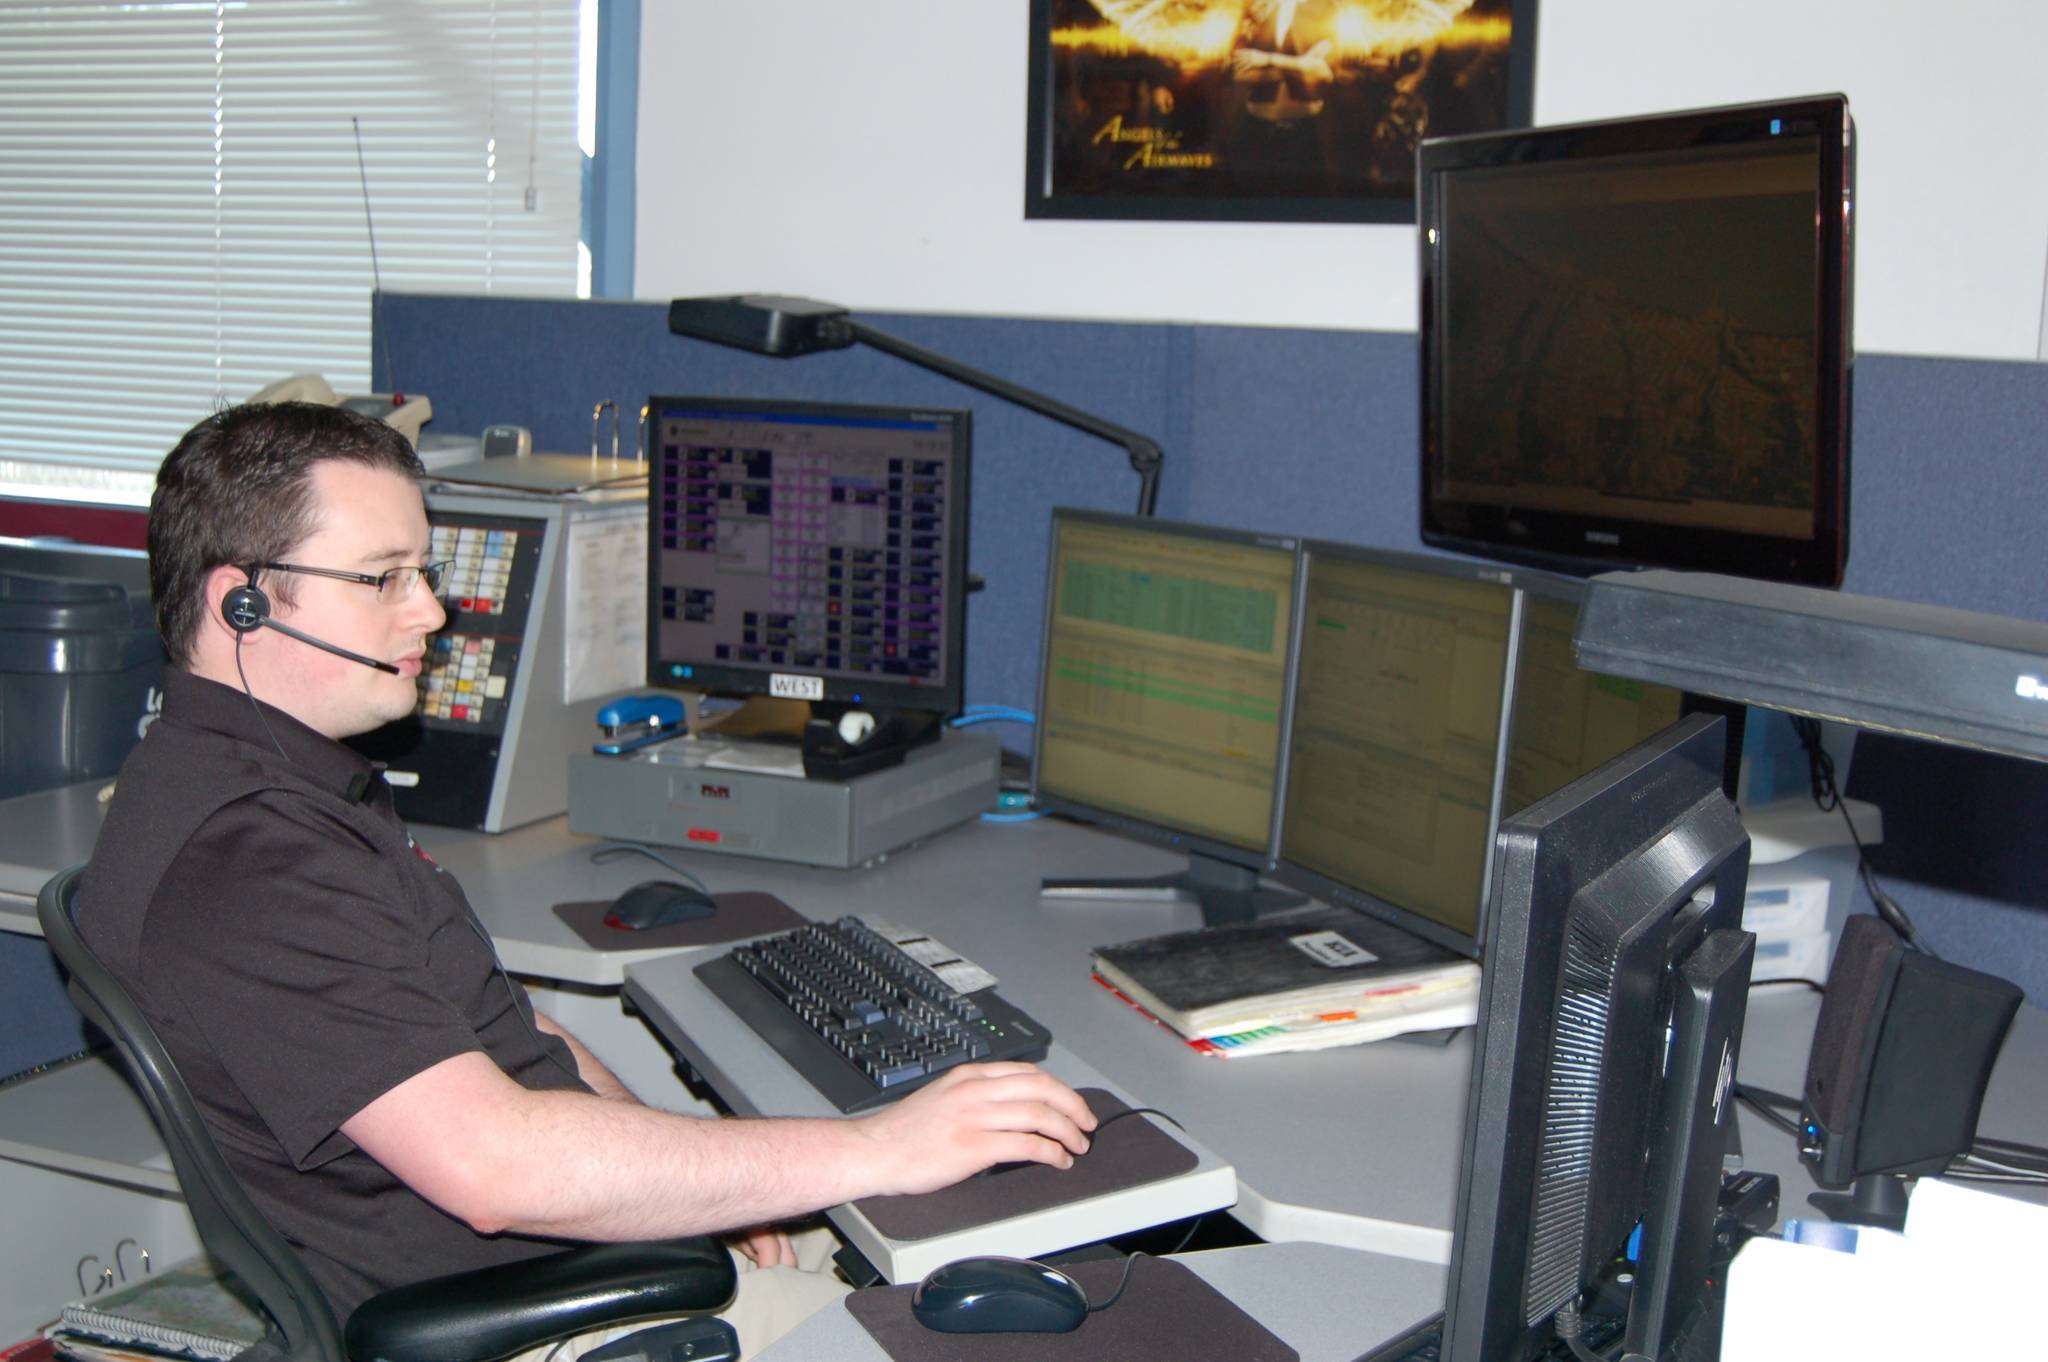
1444, 712, 1754, 1362
1032, 509, 1301, 925
645, 395, 972, 721
1501, 576, 1689, 819
1272, 543, 1519, 957
1419, 94, 1855, 586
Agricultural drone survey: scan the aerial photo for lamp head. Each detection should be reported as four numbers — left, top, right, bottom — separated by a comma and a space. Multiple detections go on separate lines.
666, 294, 855, 357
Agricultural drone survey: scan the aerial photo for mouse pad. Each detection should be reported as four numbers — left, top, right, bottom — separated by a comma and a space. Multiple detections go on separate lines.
844, 1254, 1298, 1362
851, 1090, 1199, 1242
551, 892, 806, 951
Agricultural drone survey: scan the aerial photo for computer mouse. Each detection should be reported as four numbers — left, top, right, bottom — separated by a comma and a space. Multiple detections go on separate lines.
909, 1255, 1089, 1334
603, 879, 717, 931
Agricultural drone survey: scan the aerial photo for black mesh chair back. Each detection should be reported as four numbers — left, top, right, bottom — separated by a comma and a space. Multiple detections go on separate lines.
37, 863, 739, 1362
39, 863, 347, 1360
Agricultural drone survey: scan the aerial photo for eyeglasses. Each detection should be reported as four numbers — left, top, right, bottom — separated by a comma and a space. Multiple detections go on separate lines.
259, 560, 452, 604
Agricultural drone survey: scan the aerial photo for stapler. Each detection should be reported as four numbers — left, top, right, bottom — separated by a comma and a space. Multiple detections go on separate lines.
593, 695, 688, 755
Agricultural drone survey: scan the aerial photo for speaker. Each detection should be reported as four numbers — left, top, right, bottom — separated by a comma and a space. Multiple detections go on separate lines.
222, 583, 269, 632
1799, 914, 2022, 1197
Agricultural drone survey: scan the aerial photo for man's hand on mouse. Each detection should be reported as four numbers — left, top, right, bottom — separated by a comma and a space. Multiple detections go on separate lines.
853, 1063, 1097, 1197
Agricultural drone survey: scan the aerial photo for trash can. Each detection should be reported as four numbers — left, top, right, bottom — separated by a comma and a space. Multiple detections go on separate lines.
0, 560, 164, 799
0, 540, 161, 1084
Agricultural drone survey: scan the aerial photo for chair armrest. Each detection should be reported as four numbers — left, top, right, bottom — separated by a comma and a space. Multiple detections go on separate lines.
343, 1238, 736, 1362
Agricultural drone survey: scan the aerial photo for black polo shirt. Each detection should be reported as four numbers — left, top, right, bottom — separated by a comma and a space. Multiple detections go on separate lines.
79, 668, 587, 1320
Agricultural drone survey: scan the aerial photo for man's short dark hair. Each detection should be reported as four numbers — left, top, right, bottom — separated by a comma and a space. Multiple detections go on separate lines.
151, 402, 427, 666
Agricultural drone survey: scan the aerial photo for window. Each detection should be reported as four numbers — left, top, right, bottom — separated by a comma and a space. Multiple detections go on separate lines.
0, 0, 587, 495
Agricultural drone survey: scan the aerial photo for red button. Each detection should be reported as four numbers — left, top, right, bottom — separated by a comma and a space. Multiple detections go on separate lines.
686, 828, 721, 843
452, 704, 469, 720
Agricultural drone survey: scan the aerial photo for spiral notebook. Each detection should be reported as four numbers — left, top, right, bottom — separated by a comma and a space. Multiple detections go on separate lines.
49, 1256, 266, 1362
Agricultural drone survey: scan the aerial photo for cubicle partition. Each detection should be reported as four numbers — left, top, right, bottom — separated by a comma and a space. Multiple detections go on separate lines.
379, 291, 2048, 999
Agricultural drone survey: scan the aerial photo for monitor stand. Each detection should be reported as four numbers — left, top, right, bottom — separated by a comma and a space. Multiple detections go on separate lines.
1041, 850, 1305, 927
1806, 1172, 1910, 1231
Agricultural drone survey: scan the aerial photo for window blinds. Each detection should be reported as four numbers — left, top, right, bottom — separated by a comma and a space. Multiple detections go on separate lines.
0, 0, 582, 488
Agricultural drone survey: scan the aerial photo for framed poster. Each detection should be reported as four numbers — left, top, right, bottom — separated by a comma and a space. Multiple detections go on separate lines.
1026, 0, 1539, 223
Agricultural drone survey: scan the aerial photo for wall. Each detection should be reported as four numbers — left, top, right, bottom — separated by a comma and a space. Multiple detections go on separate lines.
633, 1, 2048, 362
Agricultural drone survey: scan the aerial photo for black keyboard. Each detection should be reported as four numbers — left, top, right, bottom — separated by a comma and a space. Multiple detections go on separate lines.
694, 917, 1053, 1114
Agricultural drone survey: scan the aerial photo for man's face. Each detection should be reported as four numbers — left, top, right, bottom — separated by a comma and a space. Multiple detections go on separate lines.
261, 461, 445, 739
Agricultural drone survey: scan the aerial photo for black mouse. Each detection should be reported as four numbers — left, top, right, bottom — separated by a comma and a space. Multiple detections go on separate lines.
604, 879, 717, 931
909, 1255, 1088, 1334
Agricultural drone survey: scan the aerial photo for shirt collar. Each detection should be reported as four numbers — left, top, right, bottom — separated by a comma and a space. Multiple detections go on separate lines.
160, 667, 388, 804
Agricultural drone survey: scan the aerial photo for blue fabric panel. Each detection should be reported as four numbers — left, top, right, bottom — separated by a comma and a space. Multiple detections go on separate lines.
1840, 355, 2048, 622
378, 295, 1172, 721
1179, 326, 1420, 548
377, 294, 2048, 998
0, 933, 96, 1083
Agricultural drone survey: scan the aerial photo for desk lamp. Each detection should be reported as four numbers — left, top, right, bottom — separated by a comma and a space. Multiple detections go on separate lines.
667, 295, 1162, 515
1573, 568, 2040, 1227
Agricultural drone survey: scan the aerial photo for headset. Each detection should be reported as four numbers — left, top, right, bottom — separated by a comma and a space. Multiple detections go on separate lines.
221, 580, 400, 675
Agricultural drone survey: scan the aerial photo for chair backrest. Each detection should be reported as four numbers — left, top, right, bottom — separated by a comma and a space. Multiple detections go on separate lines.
39, 864, 347, 1362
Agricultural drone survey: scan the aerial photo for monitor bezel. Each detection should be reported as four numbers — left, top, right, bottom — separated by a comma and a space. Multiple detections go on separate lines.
1030, 507, 1302, 873
1270, 540, 1525, 960
1417, 94, 1855, 587
643, 394, 973, 717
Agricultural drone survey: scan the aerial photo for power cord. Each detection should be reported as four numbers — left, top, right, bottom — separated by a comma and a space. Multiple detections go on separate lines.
947, 707, 1046, 823
1787, 715, 1936, 957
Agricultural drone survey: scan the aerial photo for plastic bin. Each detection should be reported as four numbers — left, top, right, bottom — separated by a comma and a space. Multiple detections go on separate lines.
0, 562, 164, 800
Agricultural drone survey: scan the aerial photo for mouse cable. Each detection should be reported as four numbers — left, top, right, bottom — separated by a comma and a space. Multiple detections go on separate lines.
588, 842, 714, 897
1787, 715, 1938, 959
1088, 1251, 1148, 1314
1092, 1107, 1207, 1258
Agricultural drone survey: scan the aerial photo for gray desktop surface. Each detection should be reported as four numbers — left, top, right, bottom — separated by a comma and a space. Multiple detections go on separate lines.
754, 1242, 1447, 1362
10, 776, 2044, 1248
619, 814, 1475, 1261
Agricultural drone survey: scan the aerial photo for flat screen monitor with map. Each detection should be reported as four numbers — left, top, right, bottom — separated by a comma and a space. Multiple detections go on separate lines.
1418, 95, 1854, 586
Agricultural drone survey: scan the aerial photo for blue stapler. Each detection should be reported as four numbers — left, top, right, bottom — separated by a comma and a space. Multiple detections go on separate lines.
593, 694, 688, 755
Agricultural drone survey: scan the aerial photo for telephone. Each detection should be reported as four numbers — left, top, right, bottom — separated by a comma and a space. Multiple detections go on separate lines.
248, 373, 433, 447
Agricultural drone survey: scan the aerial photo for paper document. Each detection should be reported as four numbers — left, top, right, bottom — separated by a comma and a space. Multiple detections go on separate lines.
563, 508, 646, 703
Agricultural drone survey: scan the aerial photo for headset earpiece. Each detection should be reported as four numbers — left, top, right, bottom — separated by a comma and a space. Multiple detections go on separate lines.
222, 582, 269, 633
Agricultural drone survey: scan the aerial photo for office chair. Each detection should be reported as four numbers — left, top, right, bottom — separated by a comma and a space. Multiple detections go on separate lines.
37, 865, 738, 1362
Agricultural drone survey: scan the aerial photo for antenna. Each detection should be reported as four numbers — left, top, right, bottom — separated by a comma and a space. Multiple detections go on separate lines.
351, 116, 393, 393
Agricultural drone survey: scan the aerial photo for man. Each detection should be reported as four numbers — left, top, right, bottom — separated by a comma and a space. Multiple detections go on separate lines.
78, 402, 1097, 1357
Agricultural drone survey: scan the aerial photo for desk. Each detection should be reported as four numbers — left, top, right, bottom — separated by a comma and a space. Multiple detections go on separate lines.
4, 780, 2045, 1343
621, 814, 1473, 1267
755, 1242, 1446, 1362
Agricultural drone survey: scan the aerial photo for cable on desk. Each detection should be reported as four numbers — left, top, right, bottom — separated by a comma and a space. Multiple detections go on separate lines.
1749, 977, 1826, 996
1551, 1302, 1619, 1362
950, 704, 1036, 727
588, 842, 714, 897
1788, 715, 1936, 958
1740, 1083, 2048, 1182
1734, 1084, 1803, 1140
